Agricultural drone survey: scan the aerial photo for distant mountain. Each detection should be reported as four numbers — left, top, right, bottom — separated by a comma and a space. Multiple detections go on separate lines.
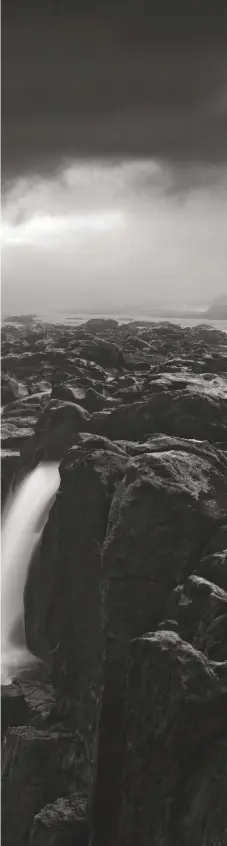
210, 295, 227, 305
206, 295, 227, 319
148, 295, 227, 321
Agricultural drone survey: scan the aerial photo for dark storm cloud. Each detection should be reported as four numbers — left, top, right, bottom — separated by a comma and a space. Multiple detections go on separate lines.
2, 0, 227, 181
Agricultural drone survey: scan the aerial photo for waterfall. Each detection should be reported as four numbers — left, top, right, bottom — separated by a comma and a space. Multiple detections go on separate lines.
1, 462, 60, 686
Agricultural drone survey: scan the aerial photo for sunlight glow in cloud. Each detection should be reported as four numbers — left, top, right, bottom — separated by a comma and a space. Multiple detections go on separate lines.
1, 210, 125, 247
1, 162, 226, 315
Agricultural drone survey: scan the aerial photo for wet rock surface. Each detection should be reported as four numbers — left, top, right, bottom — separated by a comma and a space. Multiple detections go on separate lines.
1, 316, 227, 846
118, 631, 227, 846
30, 795, 89, 845
1, 683, 29, 740
1, 726, 79, 846
1, 450, 21, 508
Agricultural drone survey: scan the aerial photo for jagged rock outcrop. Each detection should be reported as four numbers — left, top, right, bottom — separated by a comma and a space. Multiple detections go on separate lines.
1, 450, 21, 507
92, 389, 227, 443
24, 443, 128, 798
168, 575, 227, 660
91, 441, 227, 845
30, 795, 88, 845
1, 683, 28, 739
2, 318, 227, 846
70, 337, 125, 370
84, 318, 118, 332
23, 434, 227, 846
1, 727, 79, 846
118, 631, 227, 846
196, 523, 227, 590
2, 320, 227, 458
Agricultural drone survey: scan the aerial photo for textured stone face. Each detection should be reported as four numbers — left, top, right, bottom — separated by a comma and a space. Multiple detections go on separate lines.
1, 683, 28, 739
92, 390, 227, 443
88, 444, 227, 845
1, 727, 79, 846
2, 319, 227, 846
168, 574, 227, 660
118, 632, 227, 846
1, 451, 21, 507
30, 795, 89, 846
24, 444, 128, 796
22, 437, 227, 846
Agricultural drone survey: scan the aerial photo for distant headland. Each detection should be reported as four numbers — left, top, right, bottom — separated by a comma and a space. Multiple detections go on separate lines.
140, 295, 227, 321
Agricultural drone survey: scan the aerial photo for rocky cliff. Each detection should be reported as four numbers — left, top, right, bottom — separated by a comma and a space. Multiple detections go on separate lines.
1, 317, 227, 846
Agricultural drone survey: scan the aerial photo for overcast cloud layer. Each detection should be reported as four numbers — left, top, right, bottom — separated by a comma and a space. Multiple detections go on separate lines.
2, 0, 227, 178
2, 162, 226, 315
2, 1, 227, 315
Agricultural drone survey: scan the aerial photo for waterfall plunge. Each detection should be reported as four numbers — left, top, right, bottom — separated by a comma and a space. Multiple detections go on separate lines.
1, 463, 60, 686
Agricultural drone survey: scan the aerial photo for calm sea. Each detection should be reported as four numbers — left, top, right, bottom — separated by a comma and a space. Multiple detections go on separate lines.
37, 312, 227, 334
3, 311, 227, 334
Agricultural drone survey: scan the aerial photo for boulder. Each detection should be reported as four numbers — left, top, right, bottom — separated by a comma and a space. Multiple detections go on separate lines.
2, 727, 78, 846
51, 384, 87, 404
195, 524, 227, 592
91, 389, 227, 443
1, 373, 28, 405
30, 795, 89, 845
1, 450, 20, 508
68, 359, 107, 383
72, 432, 126, 455
168, 575, 227, 661
112, 385, 143, 403
91, 444, 227, 845
118, 631, 227, 846
1, 683, 29, 740
24, 444, 128, 792
82, 388, 112, 413
72, 339, 125, 371
1, 419, 35, 450
2, 318, 227, 846
33, 401, 91, 457
84, 318, 118, 333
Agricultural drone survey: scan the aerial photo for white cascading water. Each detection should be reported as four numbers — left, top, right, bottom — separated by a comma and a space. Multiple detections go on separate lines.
1, 462, 60, 686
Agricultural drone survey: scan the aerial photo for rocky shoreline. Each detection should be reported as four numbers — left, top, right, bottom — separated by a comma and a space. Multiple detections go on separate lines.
1, 317, 227, 845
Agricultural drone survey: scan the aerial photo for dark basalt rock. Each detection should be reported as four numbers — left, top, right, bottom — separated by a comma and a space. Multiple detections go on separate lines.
32, 401, 91, 457
1, 373, 28, 405
1, 683, 29, 740
195, 524, 227, 591
1, 726, 78, 846
168, 575, 227, 661
1, 393, 52, 457
82, 388, 119, 413
2, 319, 227, 846
118, 631, 227, 846
112, 385, 143, 403
30, 795, 89, 845
1, 450, 20, 507
84, 318, 118, 332
91, 389, 227, 443
71, 338, 126, 371
21, 426, 227, 845
177, 738, 227, 846
91, 443, 227, 845
69, 359, 108, 383
51, 384, 87, 404
73, 431, 126, 455
1, 419, 35, 450
24, 444, 128, 798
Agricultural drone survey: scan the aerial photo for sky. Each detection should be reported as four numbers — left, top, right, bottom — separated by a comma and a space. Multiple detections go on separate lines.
2, 0, 227, 315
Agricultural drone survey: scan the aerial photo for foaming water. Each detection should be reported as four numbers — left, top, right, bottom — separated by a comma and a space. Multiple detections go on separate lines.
1, 462, 60, 686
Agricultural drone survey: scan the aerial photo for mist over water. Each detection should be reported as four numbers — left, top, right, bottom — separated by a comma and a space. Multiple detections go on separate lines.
1, 463, 60, 686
